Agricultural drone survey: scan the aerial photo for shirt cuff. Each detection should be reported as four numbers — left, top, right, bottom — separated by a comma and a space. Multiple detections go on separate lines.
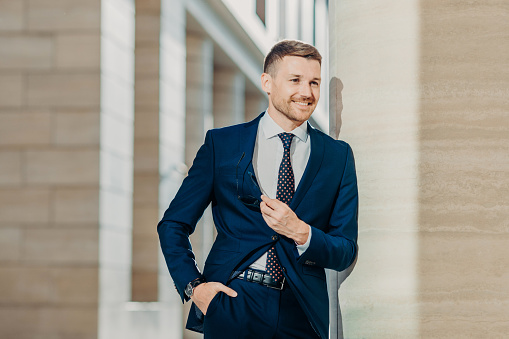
296, 225, 312, 256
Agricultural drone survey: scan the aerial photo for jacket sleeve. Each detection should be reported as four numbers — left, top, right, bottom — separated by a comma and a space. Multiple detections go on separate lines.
297, 143, 358, 272
157, 130, 215, 302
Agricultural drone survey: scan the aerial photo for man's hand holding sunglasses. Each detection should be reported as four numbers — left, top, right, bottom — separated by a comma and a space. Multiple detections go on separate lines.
260, 195, 310, 246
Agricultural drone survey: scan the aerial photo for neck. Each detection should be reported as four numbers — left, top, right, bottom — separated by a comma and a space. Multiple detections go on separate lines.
266, 106, 304, 132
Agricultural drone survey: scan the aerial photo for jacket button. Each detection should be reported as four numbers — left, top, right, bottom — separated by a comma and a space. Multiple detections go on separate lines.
272, 235, 278, 241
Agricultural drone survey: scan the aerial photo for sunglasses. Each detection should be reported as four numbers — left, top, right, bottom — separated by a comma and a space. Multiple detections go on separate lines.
236, 152, 262, 211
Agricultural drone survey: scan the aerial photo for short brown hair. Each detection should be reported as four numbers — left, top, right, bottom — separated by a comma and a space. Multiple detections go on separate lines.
263, 40, 322, 76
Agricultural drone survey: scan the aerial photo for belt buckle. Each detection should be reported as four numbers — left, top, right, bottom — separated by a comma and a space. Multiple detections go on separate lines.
267, 276, 285, 290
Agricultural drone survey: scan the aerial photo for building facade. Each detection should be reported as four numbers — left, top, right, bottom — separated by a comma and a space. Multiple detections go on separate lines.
2, 0, 508, 338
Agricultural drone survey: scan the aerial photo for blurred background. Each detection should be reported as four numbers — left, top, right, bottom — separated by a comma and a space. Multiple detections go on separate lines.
0, 0, 507, 338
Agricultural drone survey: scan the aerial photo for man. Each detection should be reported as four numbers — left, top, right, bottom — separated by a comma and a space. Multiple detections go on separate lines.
158, 40, 358, 338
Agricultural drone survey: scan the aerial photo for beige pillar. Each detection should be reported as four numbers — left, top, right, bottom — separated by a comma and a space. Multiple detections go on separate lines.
97, 0, 136, 337
330, 1, 509, 338
213, 68, 246, 127
132, 0, 161, 303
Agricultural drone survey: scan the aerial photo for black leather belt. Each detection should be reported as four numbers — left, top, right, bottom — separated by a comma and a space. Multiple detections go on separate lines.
235, 269, 285, 290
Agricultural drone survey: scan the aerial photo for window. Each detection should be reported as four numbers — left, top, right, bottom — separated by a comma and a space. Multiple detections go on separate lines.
256, 0, 266, 26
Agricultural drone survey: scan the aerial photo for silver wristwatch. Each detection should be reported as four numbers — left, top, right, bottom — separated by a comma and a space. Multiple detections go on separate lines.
184, 277, 206, 298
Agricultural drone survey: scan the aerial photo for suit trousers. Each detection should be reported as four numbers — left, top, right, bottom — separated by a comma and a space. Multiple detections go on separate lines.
202, 277, 321, 339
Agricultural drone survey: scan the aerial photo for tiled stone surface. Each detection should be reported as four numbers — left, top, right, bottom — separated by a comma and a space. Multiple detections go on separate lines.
134, 12, 160, 45
133, 141, 158, 173
26, 149, 100, 185
54, 111, 101, 145
0, 188, 51, 224
28, 73, 100, 107
0, 151, 22, 185
131, 235, 158, 271
49, 267, 99, 304
0, 306, 97, 339
0, 229, 22, 261
0, 266, 98, 304
135, 77, 159, 107
53, 187, 99, 225
0, 0, 137, 338
27, 0, 101, 32
135, 46, 160, 77
0, 111, 52, 146
23, 228, 99, 264
0, 0, 24, 31
131, 271, 158, 301
55, 33, 101, 69
0, 36, 53, 70
133, 206, 159, 236
133, 110, 159, 139
133, 174, 159, 206
0, 75, 24, 107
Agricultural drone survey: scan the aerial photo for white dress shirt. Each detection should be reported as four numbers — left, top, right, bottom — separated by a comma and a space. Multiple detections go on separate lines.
249, 112, 312, 272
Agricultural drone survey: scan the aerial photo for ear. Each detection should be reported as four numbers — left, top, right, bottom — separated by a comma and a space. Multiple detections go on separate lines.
261, 73, 272, 95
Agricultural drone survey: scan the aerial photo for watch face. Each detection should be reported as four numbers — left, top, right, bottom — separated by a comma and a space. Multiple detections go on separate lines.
185, 284, 193, 297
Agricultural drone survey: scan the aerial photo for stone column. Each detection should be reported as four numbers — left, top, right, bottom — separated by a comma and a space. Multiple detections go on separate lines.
417, 1, 509, 337
329, 1, 509, 338
97, 0, 136, 337
213, 68, 245, 128
132, 0, 161, 303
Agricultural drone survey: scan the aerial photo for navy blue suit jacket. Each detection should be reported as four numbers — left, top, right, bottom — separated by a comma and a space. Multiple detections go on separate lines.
158, 113, 358, 338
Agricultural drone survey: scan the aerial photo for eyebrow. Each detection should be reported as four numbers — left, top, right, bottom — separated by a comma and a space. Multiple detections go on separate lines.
289, 74, 322, 81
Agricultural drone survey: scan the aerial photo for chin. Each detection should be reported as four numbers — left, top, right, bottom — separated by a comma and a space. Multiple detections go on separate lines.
290, 108, 315, 122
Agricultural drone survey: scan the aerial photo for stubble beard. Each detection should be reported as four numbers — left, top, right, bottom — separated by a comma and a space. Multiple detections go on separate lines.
272, 96, 315, 124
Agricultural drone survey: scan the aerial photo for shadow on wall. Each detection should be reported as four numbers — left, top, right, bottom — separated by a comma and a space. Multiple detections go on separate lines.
329, 77, 344, 139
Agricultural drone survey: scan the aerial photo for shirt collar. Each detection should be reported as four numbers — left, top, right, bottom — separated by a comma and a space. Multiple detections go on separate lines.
260, 110, 309, 143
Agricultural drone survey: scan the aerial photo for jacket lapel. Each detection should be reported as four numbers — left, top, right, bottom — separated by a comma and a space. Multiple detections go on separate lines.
237, 113, 263, 198
290, 124, 325, 211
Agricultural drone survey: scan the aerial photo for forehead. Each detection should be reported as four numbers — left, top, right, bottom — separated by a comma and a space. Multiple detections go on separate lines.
275, 56, 321, 77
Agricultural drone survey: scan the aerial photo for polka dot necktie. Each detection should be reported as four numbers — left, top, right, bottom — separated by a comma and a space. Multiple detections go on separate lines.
266, 132, 295, 283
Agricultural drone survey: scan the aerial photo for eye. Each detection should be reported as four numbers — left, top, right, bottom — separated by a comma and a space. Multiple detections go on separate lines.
311, 81, 319, 86
290, 78, 299, 83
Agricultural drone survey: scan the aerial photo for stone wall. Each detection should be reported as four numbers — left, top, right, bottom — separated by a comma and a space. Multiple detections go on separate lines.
0, 0, 104, 337
329, 1, 509, 338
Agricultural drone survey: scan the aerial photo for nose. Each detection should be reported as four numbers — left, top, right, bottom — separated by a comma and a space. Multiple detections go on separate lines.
299, 83, 312, 99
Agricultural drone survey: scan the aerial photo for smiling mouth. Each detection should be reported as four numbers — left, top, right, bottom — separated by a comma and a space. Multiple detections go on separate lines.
293, 101, 312, 106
